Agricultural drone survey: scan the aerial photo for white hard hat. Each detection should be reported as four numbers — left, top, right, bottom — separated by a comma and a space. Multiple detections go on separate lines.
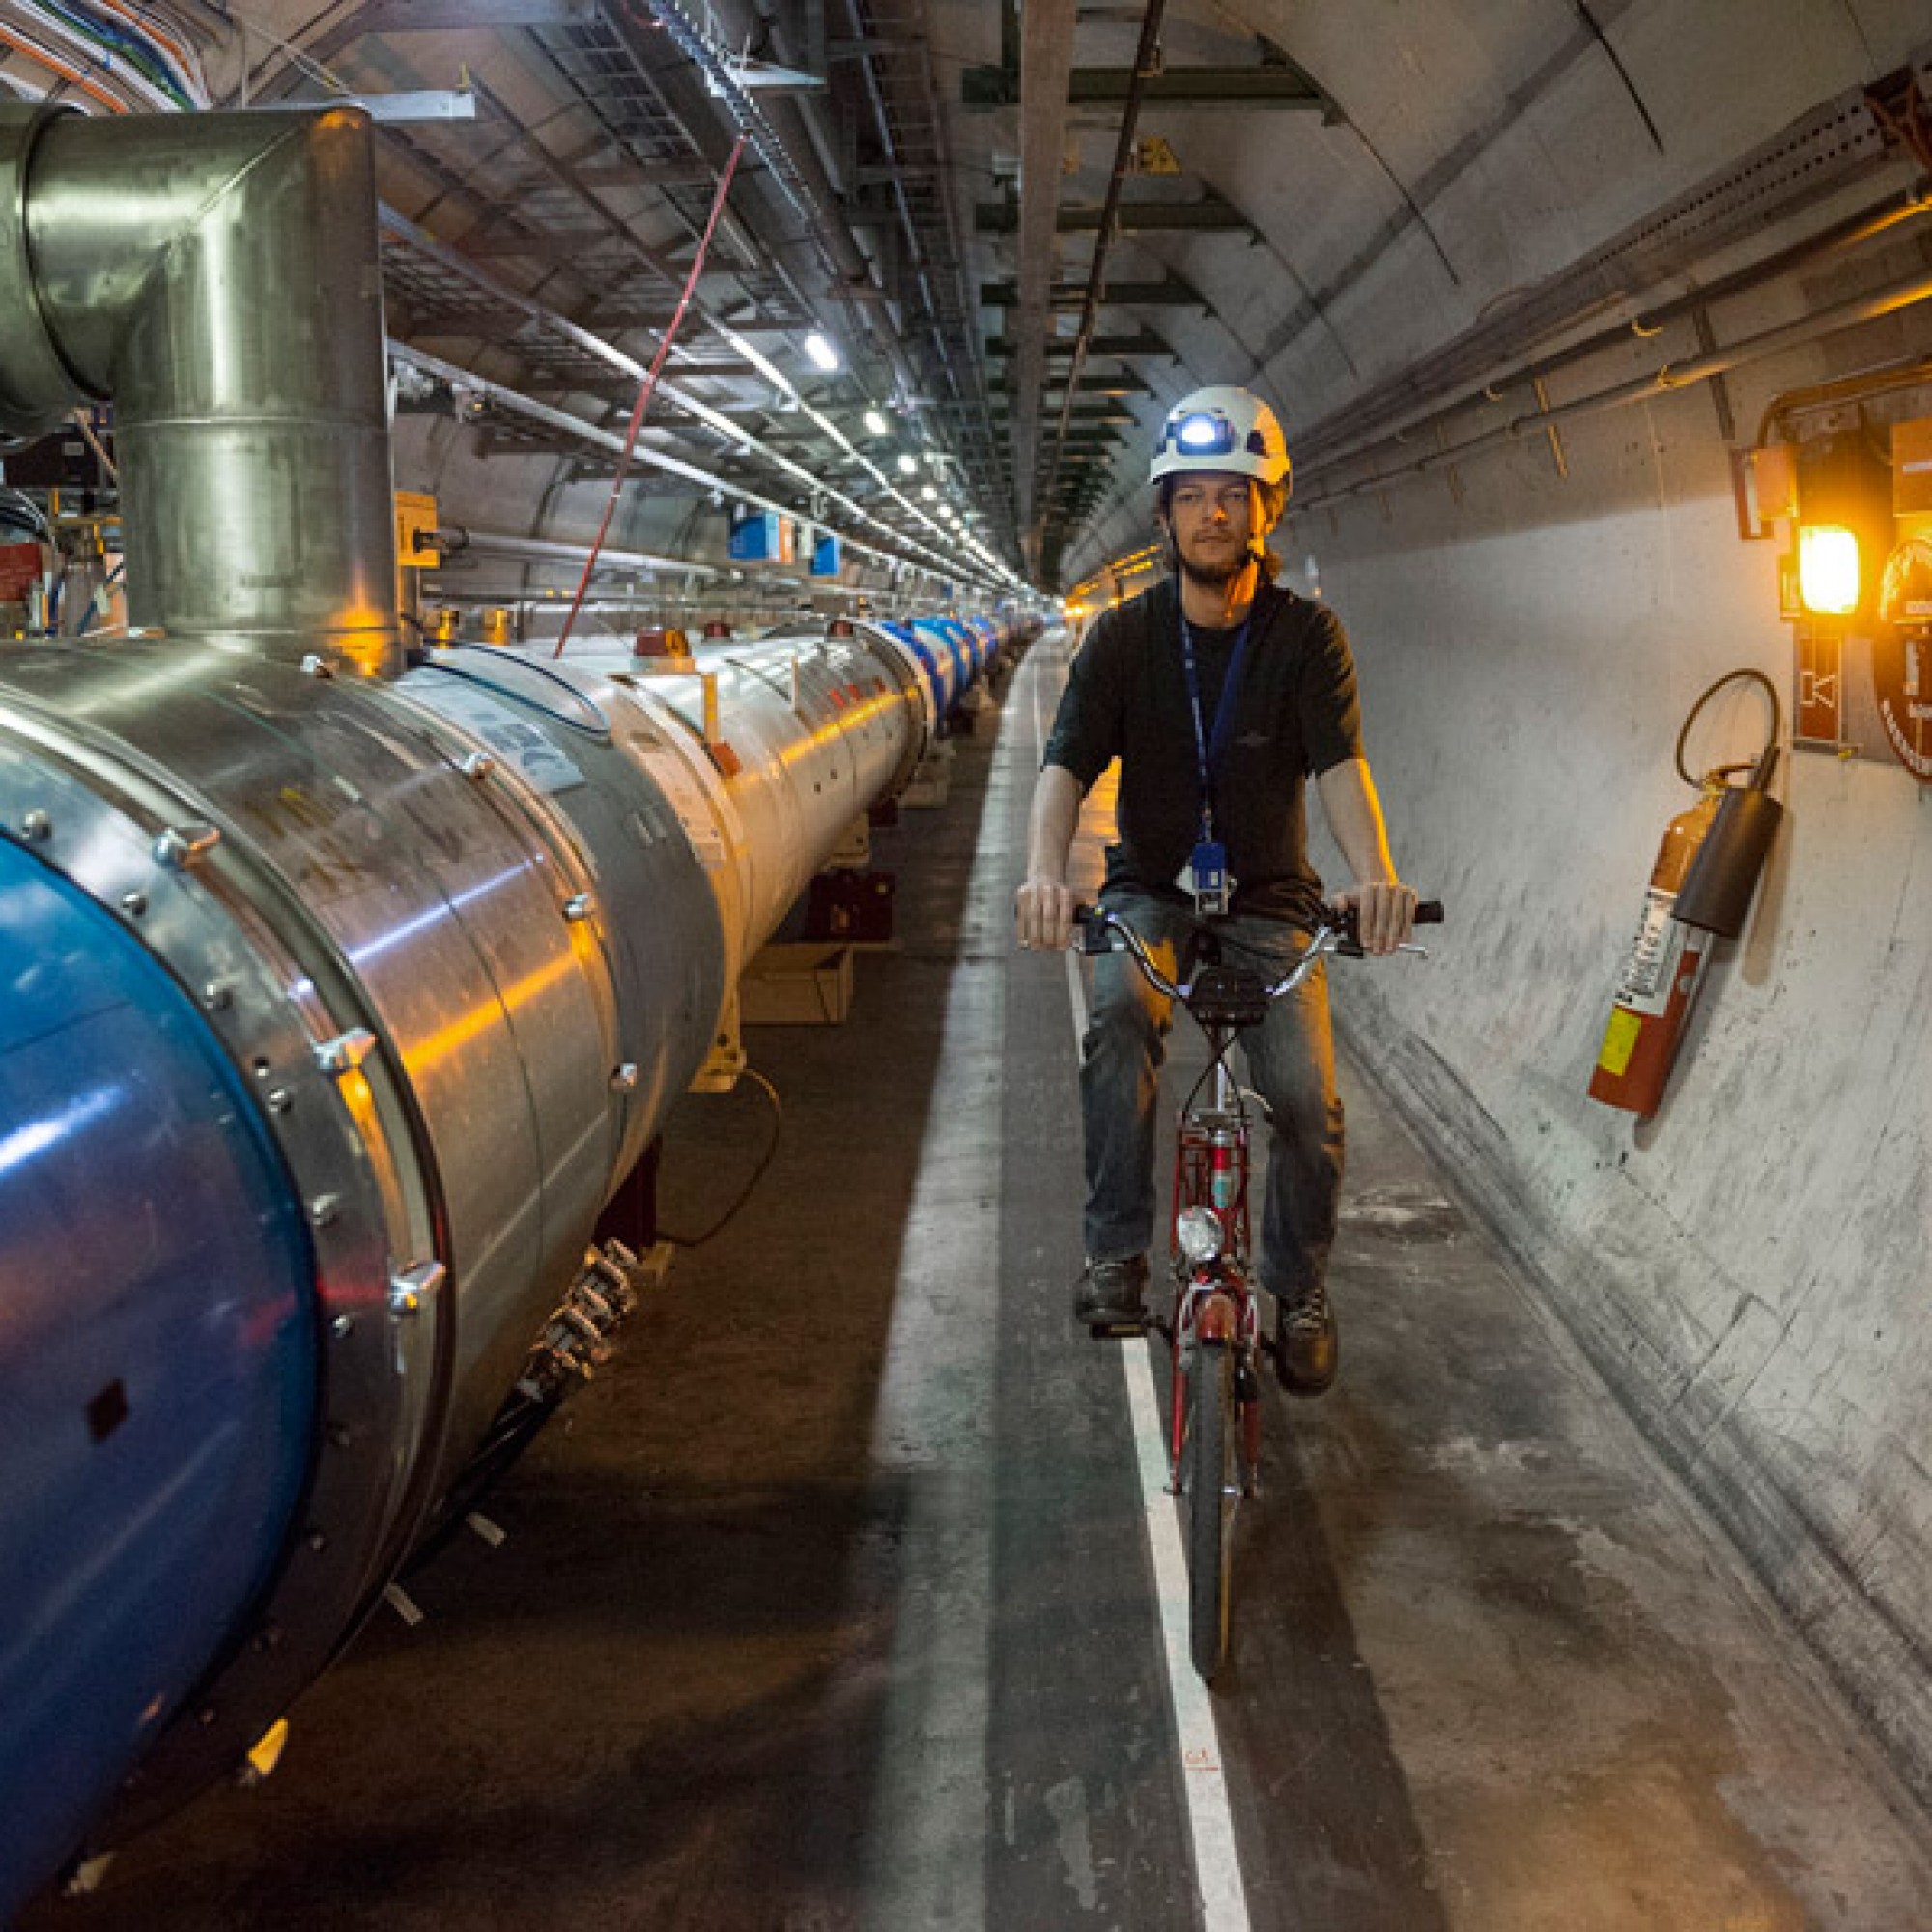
1149, 385, 1291, 490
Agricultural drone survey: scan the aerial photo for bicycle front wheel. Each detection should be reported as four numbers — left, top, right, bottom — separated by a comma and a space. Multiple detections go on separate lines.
1183, 1338, 1236, 1680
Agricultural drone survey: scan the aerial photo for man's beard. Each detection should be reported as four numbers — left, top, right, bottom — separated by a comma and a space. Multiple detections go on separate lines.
1178, 536, 1252, 586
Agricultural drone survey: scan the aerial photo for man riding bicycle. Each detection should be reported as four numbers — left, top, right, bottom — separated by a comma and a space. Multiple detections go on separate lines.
1014, 385, 1417, 1395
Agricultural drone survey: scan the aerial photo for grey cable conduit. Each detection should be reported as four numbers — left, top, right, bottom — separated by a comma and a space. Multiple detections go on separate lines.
1290, 263, 1932, 518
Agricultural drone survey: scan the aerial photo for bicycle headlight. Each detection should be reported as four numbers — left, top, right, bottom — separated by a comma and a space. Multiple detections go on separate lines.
1176, 1206, 1225, 1264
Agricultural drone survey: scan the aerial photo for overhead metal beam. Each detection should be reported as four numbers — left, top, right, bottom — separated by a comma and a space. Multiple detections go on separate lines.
567, 159, 725, 190
976, 195, 1254, 236
1034, 403, 1135, 423
579, 304, 687, 333
457, 231, 639, 265
962, 64, 1327, 109
996, 370, 1153, 397
986, 327, 1179, 360
522, 368, 762, 403
404, 312, 539, 342
981, 275, 1205, 308
348, 0, 592, 25
1039, 440, 1126, 462
262, 0, 591, 76
849, 161, 943, 188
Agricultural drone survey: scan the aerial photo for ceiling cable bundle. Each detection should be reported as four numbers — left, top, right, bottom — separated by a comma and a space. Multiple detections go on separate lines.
0, 0, 209, 112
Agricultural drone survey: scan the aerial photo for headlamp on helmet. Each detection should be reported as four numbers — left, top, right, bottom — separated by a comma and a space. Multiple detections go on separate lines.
1178, 412, 1234, 452
1164, 410, 1254, 461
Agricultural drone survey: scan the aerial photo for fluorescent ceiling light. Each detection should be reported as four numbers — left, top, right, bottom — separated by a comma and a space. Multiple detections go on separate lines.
728, 58, 826, 93
897, 453, 918, 476
863, 409, 889, 437
803, 331, 840, 372
922, 485, 938, 501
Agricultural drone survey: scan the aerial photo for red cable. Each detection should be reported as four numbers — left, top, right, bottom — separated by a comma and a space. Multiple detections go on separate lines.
554, 134, 746, 657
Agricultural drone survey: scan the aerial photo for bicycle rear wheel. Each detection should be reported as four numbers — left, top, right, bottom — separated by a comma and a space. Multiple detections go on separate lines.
1183, 1339, 1236, 1680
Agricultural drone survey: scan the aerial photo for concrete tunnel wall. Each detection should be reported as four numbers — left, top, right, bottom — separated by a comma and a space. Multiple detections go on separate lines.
1294, 301, 1932, 1804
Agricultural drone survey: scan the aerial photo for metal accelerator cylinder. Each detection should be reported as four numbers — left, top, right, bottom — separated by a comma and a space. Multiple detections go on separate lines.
0, 106, 957, 1914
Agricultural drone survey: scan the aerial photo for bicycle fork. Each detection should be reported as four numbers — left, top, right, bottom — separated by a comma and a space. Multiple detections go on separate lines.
1169, 1284, 1263, 1501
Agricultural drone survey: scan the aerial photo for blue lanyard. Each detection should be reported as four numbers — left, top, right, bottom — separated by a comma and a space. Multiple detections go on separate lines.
1179, 609, 1254, 839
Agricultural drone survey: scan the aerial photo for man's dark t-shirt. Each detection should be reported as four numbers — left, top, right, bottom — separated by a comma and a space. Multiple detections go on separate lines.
1043, 575, 1364, 929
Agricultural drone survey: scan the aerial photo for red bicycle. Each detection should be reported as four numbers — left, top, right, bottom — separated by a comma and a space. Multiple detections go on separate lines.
1077, 897, 1442, 1677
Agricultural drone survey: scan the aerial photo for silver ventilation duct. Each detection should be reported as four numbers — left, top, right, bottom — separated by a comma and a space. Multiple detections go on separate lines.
0, 103, 399, 676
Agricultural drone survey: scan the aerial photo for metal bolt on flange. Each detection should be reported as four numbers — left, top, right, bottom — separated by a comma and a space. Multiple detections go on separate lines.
152, 821, 222, 869
388, 1258, 447, 1318
562, 892, 594, 922
313, 1028, 377, 1076
19, 808, 51, 841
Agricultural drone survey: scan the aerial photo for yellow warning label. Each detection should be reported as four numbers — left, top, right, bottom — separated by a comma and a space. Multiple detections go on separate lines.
1597, 1008, 1641, 1078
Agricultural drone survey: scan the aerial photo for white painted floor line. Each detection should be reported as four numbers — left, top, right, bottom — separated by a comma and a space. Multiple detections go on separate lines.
1031, 639, 1254, 1932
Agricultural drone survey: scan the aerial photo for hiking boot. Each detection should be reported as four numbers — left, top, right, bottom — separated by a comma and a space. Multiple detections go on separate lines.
1274, 1282, 1337, 1395
1074, 1254, 1149, 1331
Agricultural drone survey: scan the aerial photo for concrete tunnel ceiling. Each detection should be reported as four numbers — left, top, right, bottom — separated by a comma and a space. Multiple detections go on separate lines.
29, 2, 1931, 605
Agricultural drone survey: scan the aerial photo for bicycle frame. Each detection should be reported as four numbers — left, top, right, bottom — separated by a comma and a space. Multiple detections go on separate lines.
1168, 1029, 1264, 1500
1085, 910, 1341, 1503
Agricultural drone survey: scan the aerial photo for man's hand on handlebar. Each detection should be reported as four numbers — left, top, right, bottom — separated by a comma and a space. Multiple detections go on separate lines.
1015, 875, 1080, 952
1333, 878, 1419, 956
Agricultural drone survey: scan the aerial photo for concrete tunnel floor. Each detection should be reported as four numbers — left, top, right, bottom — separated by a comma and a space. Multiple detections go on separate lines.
26, 635, 1932, 1931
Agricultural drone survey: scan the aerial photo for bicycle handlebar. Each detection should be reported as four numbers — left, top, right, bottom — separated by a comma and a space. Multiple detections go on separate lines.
1074, 898, 1444, 1015
1332, 897, 1445, 958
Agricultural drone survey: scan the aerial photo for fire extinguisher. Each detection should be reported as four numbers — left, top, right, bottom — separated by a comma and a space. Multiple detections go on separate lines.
1589, 671, 1784, 1116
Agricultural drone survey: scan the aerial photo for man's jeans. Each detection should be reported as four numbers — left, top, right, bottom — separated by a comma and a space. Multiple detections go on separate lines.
1080, 885, 1344, 1302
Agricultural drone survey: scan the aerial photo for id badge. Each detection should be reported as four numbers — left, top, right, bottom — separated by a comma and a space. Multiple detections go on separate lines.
1180, 838, 1232, 916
